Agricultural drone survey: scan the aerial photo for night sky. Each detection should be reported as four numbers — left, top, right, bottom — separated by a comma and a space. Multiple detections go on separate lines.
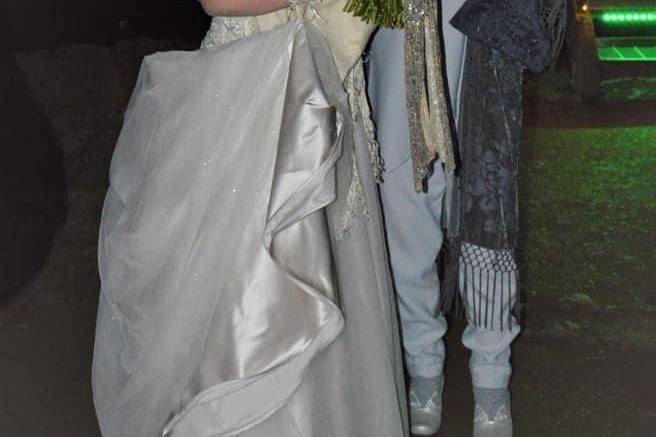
3, 0, 210, 50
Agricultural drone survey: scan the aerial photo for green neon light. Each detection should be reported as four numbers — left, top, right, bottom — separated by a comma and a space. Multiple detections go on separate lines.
598, 45, 656, 61
600, 11, 656, 24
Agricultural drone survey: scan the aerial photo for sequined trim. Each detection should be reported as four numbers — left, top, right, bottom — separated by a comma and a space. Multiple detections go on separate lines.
335, 60, 382, 239
336, 154, 371, 240
200, 17, 260, 49
404, 0, 455, 192
344, 59, 384, 183
288, 0, 327, 22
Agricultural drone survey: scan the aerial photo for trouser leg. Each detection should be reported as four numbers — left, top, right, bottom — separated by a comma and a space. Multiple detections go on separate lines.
458, 243, 521, 388
368, 1, 520, 386
369, 28, 447, 379
445, 0, 522, 387
367, 1, 470, 379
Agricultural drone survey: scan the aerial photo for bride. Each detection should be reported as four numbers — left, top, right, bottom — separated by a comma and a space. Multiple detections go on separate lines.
92, 0, 408, 436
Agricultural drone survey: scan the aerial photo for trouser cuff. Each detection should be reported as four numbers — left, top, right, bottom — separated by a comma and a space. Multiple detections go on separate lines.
471, 364, 511, 389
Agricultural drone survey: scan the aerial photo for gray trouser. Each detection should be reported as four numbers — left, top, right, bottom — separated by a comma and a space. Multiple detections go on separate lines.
367, 1, 520, 389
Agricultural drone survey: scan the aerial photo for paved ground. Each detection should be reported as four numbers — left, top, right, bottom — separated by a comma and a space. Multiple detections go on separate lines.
0, 42, 654, 437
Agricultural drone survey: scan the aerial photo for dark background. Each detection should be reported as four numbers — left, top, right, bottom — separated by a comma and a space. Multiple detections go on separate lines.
2, 0, 209, 50
0, 1, 210, 306
0, 3, 655, 436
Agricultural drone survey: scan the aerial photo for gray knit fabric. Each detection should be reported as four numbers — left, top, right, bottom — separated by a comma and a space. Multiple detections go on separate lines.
473, 387, 510, 418
410, 376, 444, 406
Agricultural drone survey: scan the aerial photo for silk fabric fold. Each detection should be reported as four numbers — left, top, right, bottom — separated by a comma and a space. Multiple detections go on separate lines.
93, 21, 407, 437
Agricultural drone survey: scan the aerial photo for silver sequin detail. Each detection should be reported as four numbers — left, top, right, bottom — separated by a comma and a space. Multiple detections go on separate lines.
201, 16, 259, 49
404, 0, 455, 191
344, 59, 384, 183
336, 155, 370, 240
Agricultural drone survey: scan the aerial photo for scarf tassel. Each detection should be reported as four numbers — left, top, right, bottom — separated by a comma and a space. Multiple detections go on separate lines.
441, 241, 523, 331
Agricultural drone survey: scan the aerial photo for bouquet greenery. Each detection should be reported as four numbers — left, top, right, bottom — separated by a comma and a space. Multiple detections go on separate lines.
344, 0, 405, 27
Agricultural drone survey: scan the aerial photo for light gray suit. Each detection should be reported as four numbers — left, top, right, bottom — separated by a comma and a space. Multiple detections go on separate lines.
367, 0, 520, 388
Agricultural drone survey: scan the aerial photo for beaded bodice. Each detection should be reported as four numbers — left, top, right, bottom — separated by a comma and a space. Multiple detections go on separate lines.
201, 16, 260, 49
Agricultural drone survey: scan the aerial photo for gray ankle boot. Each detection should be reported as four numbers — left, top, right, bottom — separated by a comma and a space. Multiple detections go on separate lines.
409, 376, 444, 436
472, 387, 513, 437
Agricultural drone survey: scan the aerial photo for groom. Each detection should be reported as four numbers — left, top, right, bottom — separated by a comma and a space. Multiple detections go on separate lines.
367, 0, 565, 435
367, 2, 518, 435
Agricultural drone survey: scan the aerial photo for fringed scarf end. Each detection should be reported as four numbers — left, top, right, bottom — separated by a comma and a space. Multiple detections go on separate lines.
441, 241, 524, 331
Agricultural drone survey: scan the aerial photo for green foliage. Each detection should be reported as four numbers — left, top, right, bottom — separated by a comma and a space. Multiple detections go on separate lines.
343, 0, 405, 28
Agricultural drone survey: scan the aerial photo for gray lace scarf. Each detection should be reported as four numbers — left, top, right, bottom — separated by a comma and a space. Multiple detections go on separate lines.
441, 0, 567, 328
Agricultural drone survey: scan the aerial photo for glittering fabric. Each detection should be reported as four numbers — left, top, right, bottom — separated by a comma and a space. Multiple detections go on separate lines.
200, 16, 259, 49
346, 59, 385, 183
423, 0, 455, 172
336, 58, 386, 239
404, 0, 454, 192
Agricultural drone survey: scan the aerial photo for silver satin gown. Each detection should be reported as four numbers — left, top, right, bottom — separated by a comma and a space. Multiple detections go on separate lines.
92, 19, 408, 437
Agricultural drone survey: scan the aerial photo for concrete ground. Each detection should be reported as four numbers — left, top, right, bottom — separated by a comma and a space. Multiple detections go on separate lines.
0, 40, 654, 437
